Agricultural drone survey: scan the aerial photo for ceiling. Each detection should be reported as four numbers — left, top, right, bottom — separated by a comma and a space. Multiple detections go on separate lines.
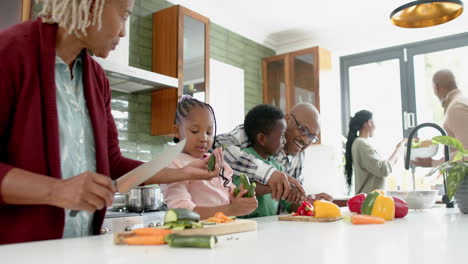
169, 0, 468, 55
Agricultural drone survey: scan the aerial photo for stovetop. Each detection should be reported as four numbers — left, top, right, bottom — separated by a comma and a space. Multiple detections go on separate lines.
105, 204, 168, 218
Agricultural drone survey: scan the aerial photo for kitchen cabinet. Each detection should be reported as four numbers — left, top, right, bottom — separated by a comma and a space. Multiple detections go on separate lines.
262, 46, 331, 114
151, 5, 210, 135
0, 0, 32, 30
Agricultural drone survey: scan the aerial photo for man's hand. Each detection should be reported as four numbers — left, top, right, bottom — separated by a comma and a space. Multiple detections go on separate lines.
268, 171, 305, 200
284, 186, 303, 203
412, 157, 433, 168
52, 171, 115, 212
313, 192, 333, 202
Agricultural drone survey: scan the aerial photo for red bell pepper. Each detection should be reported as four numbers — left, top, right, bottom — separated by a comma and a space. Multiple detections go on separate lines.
347, 193, 367, 214
392, 196, 409, 218
305, 210, 315, 216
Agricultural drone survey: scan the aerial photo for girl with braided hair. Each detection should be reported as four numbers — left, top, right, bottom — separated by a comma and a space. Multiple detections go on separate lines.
160, 95, 258, 220
0, 0, 220, 244
345, 110, 406, 194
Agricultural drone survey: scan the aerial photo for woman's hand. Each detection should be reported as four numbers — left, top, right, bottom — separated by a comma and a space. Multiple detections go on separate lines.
52, 171, 116, 212
228, 188, 258, 216
397, 138, 408, 149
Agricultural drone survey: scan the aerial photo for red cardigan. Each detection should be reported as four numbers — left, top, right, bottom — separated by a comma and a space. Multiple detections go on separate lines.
0, 19, 143, 244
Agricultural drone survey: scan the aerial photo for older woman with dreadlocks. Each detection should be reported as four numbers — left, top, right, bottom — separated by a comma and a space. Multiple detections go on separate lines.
0, 0, 223, 244
344, 110, 406, 194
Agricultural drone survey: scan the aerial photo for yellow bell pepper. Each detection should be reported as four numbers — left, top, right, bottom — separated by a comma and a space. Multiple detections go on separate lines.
313, 200, 341, 218
371, 195, 395, 221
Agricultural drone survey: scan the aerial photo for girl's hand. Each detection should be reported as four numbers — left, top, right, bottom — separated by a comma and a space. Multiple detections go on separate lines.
182, 147, 225, 181
229, 188, 258, 216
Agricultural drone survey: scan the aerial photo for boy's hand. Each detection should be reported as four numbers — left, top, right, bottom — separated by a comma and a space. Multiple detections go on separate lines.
229, 188, 258, 216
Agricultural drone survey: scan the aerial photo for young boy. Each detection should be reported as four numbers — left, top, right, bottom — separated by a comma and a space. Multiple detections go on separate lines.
234, 104, 292, 217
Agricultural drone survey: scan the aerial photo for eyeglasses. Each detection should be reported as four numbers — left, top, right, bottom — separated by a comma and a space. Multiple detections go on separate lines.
291, 114, 319, 144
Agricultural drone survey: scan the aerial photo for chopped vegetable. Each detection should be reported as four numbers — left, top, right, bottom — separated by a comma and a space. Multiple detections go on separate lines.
122, 235, 167, 245
164, 208, 201, 223
294, 201, 315, 216
205, 212, 234, 224
351, 215, 386, 225
166, 234, 217, 248
133, 228, 174, 237
233, 174, 256, 198
207, 154, 216, 172
114, 227, 174, 245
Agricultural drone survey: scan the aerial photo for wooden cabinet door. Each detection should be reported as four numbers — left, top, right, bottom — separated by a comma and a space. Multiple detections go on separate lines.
151, 5, 210, 136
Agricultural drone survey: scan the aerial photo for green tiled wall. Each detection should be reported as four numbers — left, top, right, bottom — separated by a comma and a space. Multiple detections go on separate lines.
121, 0, 274, 160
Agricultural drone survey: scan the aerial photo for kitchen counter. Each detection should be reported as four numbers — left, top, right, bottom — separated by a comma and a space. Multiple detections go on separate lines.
1, 207, 467, 264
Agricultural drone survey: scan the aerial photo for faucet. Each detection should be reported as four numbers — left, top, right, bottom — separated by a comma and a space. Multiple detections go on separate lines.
405, 122, 453, 208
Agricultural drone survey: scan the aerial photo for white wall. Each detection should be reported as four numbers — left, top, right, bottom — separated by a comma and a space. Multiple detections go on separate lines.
209, 59, 245, 134
301, 54, 349, 197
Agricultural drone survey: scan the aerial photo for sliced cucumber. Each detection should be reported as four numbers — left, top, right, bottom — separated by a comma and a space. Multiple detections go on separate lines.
166, 234, 217, 248
164, 209, 200, 224
201, 221, 217, 226
171, 225, 186, 231
191, 222, 203, 229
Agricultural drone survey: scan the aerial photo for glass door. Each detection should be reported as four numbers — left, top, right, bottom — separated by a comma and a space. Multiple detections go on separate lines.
409, 44, 468, 190
348, 59, 404, 158
347, 59, 409, 191
263, 55, 289, 113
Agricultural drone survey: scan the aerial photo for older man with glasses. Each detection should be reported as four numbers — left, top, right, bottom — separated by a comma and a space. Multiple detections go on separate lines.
216, 102, 332, 204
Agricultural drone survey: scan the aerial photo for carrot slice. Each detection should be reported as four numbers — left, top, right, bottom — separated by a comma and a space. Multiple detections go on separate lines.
206, 217, 224, 223
351, 214, 386, 225
214, 212, 227, 219
124, 235, 166, 245
133, 228, 174, 236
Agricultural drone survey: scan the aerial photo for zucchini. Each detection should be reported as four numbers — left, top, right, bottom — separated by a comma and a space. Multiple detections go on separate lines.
164, 209, 200, 223
166, 234, 217, 249
233, 187, 241, 197
237, 174, 256, 198
207, 154, 216, 172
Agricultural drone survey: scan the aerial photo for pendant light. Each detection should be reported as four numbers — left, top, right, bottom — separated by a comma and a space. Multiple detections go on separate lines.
390, 0, 464, 28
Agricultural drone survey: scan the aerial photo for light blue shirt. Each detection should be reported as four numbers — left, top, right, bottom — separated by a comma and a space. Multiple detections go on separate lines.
55, 55, 96, 238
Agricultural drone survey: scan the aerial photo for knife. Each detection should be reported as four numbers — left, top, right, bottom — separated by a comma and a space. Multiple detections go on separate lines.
69, 139, 186, 217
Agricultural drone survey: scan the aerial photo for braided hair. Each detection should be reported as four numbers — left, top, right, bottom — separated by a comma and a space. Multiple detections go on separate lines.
344, 110, 373, 190
174, 95, 229, 187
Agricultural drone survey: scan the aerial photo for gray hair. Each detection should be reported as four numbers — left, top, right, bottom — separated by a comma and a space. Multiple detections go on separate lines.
37, 0, 105, 36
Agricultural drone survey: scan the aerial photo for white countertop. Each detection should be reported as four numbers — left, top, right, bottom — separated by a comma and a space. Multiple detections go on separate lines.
2, 207, 467, 264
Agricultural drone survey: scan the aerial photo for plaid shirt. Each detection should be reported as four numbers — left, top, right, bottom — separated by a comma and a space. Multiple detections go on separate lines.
215, 125, 304, 185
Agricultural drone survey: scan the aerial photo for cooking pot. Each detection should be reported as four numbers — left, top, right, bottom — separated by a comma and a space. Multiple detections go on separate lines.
108, 193, 127, 211
127, 185, 163, 212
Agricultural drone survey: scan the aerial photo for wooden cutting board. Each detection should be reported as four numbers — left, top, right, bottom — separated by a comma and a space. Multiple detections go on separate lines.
278, 214, 342, 222
174, 219, 257, 236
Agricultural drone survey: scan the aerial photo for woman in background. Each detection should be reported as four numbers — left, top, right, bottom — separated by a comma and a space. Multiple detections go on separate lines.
344, 110, 406, 194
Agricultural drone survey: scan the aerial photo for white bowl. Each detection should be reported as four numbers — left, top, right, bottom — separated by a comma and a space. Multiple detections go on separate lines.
409, 144, 439, 161
387, 190, 438, 209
